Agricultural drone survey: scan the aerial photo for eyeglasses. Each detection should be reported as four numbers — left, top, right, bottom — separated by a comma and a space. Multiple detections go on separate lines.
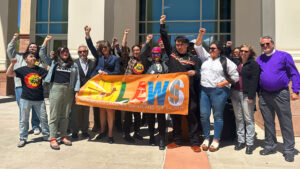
78, 50, 88, 54
240, 50, 249, 53
260, 43, 270, 47
152, 53, 160, 57
209, 47, 216, 51
29, 46, 37, 49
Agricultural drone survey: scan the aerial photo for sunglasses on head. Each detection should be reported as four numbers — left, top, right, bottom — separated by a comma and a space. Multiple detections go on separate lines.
152, 53, 160, 57
209, 47, 217, 51
260, 43, 270, 47
240, 50, 249, 53
78, 50, 88, 54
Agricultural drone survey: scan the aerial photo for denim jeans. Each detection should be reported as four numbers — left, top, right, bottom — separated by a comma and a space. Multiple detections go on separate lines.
19, 99, 49, 140
200, 86, 229, 140
15, 87, 40, 130
230, 89, 255, 145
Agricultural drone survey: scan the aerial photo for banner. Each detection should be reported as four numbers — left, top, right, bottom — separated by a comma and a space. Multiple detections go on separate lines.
76, 72, 189, 115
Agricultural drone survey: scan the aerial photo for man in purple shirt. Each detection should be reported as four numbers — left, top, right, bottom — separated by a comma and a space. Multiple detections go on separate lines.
257, 36, 300, 162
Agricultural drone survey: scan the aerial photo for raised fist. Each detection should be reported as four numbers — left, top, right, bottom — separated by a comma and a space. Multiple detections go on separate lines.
199, 28, 206, 34
13, 33, 19, 40
160, 15, 166, 24
11, 58, 18, 64
45, 35, 52, 41
124, 29, 130, 34
84, 26, 91, 34
226, 41, 232, 47
146, 34, 153, 42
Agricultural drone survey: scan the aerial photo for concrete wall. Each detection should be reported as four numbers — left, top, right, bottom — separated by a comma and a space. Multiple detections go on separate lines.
232, 0, 262, 55
275, 0, 300, 68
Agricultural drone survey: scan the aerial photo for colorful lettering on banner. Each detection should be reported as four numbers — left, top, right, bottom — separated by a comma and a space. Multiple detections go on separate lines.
76, 72, 189, 115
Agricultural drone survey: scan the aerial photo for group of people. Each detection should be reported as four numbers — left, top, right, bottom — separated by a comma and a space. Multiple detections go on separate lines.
6, 15, 299, 162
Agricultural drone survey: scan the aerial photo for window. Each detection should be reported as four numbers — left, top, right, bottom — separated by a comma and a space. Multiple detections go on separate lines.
35, 0, 68, 51
138, 0, 231, 47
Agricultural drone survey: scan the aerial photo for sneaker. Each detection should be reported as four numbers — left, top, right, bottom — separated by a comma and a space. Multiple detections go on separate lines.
284, 153, 294, 162
82, 132, 90, 138
17, 140, 26, 148
33, 128, 41, 135
133, 133, 143, 140
108, 137, 114, 144
71, 133, 78, 139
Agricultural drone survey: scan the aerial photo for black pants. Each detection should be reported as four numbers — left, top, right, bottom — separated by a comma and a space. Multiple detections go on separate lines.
171, 92, 200, 146
123, 111, 141, 135
114, 110, 122, 130
146, 113, 166, 138
93, 107, 100, 130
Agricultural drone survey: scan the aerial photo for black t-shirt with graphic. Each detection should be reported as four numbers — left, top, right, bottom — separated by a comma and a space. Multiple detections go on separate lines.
53, 65, 71, 83
15, 66, 48, 101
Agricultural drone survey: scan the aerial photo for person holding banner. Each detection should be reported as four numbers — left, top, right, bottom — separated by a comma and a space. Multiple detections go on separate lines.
121, 29, 151, 143
85, 26, 120, 143
194, 28, 239, 152
40, 35, 80, 150
144, 45, 168, 150
160, 15, 202, 152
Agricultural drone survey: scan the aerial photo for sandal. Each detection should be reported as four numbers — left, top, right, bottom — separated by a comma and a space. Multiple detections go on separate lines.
61, 137, 72, 146
50, 138, 60, 150
209, 140, 220, 152
201, 139, 209, 151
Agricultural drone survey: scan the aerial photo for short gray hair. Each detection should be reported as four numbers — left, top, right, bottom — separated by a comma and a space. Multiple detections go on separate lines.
78, 45, 88, 50
260, 36, 274, 43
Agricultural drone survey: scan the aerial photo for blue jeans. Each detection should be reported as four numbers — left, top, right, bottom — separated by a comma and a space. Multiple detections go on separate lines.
15, 87, 40, 130
200, 86, 229, 140
19, 99, 49, 140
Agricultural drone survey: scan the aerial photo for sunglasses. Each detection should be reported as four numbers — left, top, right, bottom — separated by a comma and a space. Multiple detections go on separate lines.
240, 50, 249, 53
209, 47, 216, 51
78, 50, 88, 54
152, 53, 160, 57
260, 43, 270, 47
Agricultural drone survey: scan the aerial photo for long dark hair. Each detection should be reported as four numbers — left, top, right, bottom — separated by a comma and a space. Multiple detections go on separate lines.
25, 43, 40, 60
54, 47, 74, 68
98, 40, 112, 56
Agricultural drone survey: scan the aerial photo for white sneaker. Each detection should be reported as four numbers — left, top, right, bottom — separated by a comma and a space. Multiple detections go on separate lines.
17, 140, 26, 148
33, 129, 41, 135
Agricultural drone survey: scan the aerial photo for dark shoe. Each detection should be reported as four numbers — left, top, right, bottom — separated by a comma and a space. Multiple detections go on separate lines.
82, 132, 90, 138
96, 132, 106, 140
259, 148, 276, 155
17, 140, 26, 148
108, 137, 114, 144
149, 136, 156, 145
124, 135, 135, 143
234, 142, 245, 151
284, 153, 294, 162
159, 139, 165, 150
71, 133, 78, 139
167, 142, 181, 149
133, 133, 143, 140
92, 127, 100, 132
60, 137, 72, 146
246, 145, 253, 154
191, 146, 201, 152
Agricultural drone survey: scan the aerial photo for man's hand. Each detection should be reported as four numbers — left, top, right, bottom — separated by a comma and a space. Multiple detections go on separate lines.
11, 58, 17, 65
146, 34, 153, 43
84, 26, 91, 38
45, 35, 52, 42
13, 33, 19, 41
187, 70, 195, 77
291, 93, 299, 100
160, 15, 166, 24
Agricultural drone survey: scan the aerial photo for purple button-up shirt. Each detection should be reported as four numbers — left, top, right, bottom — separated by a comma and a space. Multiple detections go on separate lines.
257, 50, 300, 93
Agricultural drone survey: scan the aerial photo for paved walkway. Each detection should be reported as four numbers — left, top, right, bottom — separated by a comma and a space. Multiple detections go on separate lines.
0, 96, 300, 169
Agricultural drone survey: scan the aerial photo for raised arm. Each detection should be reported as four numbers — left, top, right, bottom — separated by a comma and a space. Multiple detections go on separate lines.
140, 34, 153, 60
7, 33, 19, 60
194, 28, 210, 62
160, 15, 171, 56
39, 35, 53, 66
84, 26, 99, 59
122, 29, 130, 48
6, 58, 17, 77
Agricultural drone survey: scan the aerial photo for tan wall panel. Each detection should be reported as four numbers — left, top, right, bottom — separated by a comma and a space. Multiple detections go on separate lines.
19, 0, 32, 34
233, 0, 262, 55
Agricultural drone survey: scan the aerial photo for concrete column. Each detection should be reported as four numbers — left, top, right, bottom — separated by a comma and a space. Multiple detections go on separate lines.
0, 0, 18, 96
232, 0, 262, 54
19, 0, 32, 53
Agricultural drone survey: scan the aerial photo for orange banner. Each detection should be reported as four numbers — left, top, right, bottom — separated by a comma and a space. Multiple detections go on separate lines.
76, 72, 189, 115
